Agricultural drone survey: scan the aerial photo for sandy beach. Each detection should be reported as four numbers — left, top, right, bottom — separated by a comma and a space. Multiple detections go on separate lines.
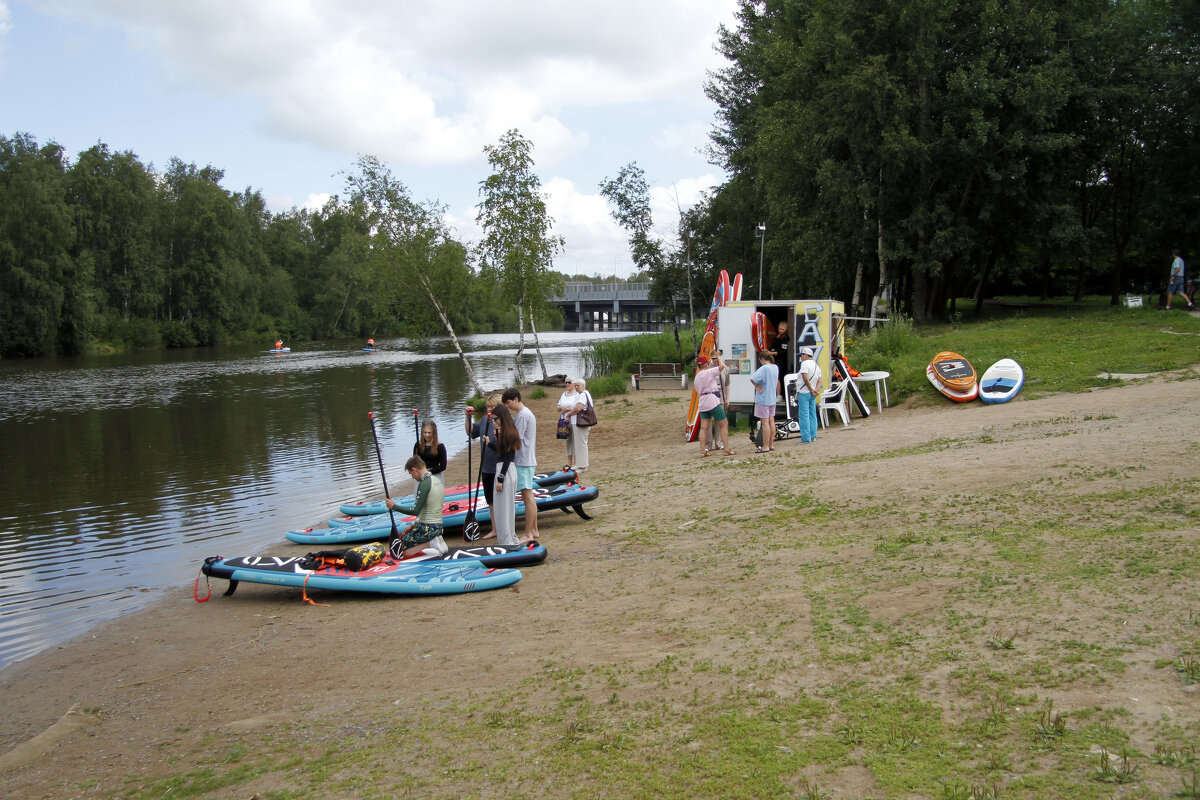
2, 372, 1199, 797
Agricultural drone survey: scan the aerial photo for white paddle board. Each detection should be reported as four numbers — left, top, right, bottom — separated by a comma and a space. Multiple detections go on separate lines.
978, 358, 1024, 404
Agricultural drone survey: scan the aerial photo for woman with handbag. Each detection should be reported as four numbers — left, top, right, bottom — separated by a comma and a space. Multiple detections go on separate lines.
556, 379, 580, 469
567, 377, 596, 472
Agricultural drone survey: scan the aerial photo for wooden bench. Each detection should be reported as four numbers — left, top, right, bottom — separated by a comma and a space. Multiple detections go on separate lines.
633, 362, 686, 390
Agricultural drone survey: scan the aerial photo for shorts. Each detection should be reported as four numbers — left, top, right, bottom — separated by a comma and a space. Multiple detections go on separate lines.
515, 465, 536, 492
400, 521, 443, 548
699, 405, 727, 422
754, 403, 776, 420
1169, 276, 1187, 293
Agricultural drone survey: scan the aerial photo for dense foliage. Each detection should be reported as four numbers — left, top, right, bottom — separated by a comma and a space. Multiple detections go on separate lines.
0, 133, 563, 357
683, 0, 1200, 320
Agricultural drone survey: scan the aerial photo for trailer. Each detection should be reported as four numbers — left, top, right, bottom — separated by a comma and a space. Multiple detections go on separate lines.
718, 299, 844, 405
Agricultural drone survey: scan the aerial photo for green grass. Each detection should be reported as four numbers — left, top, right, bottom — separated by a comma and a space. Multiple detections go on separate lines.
846, 299, 1200, 402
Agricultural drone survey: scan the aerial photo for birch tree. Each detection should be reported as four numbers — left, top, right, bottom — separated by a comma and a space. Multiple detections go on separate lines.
476, 129, 563, 384
345, 155, 484, 397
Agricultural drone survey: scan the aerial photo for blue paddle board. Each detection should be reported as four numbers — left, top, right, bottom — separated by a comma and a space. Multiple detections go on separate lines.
292, 483, 599, 545
978, 358, 1024, 404
339, 468, 578, 516
201, 555, 521, 596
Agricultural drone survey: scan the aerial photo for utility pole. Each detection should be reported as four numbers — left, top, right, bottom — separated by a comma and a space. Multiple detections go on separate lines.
756, 222, 766, 300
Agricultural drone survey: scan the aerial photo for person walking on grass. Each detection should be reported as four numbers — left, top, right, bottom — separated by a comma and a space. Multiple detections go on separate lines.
502, 388, 539, 541
1167, 249, 1194, 310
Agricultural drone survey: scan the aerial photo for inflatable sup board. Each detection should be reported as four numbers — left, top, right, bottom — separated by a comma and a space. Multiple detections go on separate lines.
339, 468, 578, 516
750, 312, 776, 354
832, 354, 871, 418
685, 270, 735, 442
200, 555, 521, 596
268, 347, 291, 354
978, 358, 1024, 404
927, 351, 979, 402
292, 483, 599, 545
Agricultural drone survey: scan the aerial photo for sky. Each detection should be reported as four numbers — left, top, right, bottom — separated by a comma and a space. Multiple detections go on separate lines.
0, 0, 740, 279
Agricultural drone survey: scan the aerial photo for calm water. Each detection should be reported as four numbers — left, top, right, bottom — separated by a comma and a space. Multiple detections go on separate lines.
0, 331, 629, 669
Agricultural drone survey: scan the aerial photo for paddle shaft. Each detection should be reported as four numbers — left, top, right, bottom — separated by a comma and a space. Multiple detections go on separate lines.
367, 411, 401, 540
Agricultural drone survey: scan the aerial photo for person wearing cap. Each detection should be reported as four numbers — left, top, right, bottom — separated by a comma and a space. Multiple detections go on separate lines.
1167, 249, 1193, 310
796, 347, 822, 442
694, 355, 735, 457
749, 350, 779, 453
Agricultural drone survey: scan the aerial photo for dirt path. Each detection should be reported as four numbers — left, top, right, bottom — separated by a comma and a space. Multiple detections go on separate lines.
2, 372, 1199, 797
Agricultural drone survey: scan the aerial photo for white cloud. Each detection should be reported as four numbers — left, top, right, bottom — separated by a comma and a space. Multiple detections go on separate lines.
34, 0, 734, 168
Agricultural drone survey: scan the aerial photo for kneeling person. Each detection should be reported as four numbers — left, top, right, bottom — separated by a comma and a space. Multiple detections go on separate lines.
386, 456, 447, 558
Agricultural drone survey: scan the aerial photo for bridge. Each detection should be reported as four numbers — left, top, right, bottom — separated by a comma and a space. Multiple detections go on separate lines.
551, 282, 664, 331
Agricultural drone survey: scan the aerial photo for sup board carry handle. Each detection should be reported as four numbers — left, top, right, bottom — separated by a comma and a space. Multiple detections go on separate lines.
368, 411, 402, 552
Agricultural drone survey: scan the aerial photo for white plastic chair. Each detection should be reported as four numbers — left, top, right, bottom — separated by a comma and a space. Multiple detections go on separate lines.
818, 379, 851, 428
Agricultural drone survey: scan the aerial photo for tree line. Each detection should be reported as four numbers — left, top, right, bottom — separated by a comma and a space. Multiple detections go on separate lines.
0, 131, 585, 359
653, 0, 1200, 321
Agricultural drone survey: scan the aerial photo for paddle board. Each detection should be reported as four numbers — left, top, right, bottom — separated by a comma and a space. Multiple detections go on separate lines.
389, 541, 548, 568
750, 312, 776, 354
339, 468, 578, 516
832, 354, 871, 418
685, 271, 731, 442
268, 347, 291, 354
978, 358, 1024, 404
293, 483, 600, 545
362, 347, 377, 352
728, 273, 743, 303
928, 351, 976, 392
926, 358, 979, 402
200, 555, 522, 596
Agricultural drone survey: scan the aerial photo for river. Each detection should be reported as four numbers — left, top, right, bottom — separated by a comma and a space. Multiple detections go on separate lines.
0, 331, 631, 670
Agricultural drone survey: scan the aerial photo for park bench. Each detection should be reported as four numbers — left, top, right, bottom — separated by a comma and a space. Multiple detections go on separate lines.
633, 362, 687, 390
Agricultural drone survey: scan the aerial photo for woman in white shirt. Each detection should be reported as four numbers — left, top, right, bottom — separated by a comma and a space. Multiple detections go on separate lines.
557, 380, 580, 470
565, 377, 594, 471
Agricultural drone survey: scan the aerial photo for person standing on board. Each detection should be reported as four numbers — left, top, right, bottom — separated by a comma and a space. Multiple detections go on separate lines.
795, 347, 822, 443
502, 388, 539, 541
274, 339, 283, 350
750, 350, 779, 453
488, 404, 522, 547
1166, 249, 1194, 310
385, 456, 447, 557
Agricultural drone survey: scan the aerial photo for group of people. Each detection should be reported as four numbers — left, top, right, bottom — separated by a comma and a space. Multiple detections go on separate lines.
381, 388, 545, 557
556, 377, 594, 473
693, 317, 824, 458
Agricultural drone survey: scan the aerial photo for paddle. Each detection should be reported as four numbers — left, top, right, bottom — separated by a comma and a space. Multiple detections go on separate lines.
463, 410, 488, 542
367, 411, 403, 558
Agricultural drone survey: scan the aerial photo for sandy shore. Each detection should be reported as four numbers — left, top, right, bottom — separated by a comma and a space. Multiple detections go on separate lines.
2, 373, 1199, 797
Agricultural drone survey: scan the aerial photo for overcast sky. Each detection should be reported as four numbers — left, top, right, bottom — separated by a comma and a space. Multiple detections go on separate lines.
1, 0, 740, 278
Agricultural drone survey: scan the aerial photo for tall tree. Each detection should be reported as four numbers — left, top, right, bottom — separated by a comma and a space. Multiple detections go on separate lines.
599, 163, 686, 348
345, 155, 484, 397
0, 133, 84, 356
475, 129, 564, 383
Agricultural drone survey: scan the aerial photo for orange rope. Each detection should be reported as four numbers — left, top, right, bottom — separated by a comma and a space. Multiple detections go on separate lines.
301, 572, 330, 607
193, 573, 212, 602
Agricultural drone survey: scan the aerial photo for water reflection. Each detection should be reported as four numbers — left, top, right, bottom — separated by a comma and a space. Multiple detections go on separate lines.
0, 332, 631, 669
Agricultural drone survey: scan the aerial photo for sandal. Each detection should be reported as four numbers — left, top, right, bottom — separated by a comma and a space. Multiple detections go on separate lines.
725, 449, 736, 456
754, 448, 767, 454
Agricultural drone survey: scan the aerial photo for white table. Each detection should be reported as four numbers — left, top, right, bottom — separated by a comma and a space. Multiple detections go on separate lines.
852, 371, 890, 414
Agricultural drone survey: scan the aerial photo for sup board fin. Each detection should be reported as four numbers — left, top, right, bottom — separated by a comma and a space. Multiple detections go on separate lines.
223, 579, 239, 597
571, 505, 593, 521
